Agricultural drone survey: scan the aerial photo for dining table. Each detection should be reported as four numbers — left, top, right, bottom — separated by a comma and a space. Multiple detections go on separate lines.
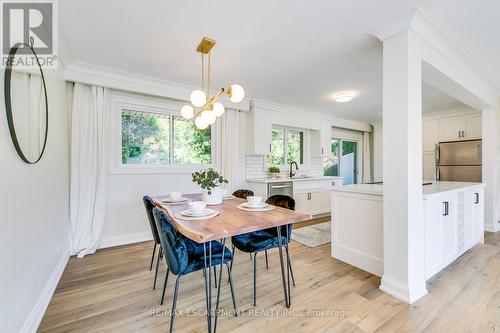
153, 193, 312, 333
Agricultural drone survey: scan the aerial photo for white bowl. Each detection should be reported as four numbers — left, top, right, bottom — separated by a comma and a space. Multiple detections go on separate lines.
247, 196, 263, 207
188, 201, 207, 214
168, 192, 182, 201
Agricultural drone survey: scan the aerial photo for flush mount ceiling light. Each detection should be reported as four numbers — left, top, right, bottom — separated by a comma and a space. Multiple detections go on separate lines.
333, 91, 356, 103
181, 37, 245, 129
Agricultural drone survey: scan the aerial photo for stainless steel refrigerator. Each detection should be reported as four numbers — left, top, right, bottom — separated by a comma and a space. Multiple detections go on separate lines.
436, 139, 482, 182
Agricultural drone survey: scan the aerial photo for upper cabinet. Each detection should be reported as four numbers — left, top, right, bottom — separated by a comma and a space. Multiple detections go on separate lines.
246, 107, 272, 155
438, 113, 482, 142
422, 119, 439, 151
304, 120, 332, 157
464, 114, 482, 140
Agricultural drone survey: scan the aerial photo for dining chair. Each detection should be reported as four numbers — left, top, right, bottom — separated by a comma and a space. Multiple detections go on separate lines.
232, 189, 254, 199
230, 194, 296, 306
143, 195, 164, 290
231, 189, 260, 261
152, 207, 237, 333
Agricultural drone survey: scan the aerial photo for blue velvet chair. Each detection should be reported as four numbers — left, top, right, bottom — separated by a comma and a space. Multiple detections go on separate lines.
152, 207, 237, 333
143, 196, 163, 289
230, 194, 296, 306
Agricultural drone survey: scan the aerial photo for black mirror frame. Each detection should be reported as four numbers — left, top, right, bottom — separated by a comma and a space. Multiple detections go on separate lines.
4, 42, 49, 164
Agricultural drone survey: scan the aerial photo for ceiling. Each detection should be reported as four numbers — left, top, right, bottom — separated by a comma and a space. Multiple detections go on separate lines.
60, 0, 500, 123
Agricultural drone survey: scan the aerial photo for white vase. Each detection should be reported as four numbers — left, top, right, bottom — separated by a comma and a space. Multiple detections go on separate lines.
202, 188, 223, 205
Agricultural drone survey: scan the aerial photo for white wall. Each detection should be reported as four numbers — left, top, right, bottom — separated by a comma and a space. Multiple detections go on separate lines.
0, 66, 69, 331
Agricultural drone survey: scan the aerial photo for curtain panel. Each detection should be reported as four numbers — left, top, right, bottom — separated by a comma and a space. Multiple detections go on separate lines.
69, 83, 110, 258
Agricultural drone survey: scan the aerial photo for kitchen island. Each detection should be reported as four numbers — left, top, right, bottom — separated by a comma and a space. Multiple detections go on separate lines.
331, 181, 484, 279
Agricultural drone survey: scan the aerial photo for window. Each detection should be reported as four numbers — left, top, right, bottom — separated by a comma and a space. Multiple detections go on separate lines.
323, 138, 357, 184
121, 109, 211, 166
267, 127, 304, 166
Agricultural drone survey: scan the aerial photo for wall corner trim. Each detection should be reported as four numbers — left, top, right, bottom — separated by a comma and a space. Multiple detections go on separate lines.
379, 274, 428, 304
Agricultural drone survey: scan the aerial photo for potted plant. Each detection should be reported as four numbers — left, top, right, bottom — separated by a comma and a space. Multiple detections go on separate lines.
268, 166, 280, 179
192, 168, 228, 205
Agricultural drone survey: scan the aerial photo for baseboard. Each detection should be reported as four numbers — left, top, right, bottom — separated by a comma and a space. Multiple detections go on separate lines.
20, 248, 70, 333
331, 243, 383, 277
379, 274, 428, 304
99, 231, 153, 249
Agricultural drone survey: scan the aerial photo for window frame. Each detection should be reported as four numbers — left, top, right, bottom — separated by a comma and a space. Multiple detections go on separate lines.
110, 93, 216, 175
267, 125, 308, 169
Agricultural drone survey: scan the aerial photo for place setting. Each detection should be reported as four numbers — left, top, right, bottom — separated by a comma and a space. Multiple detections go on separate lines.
174, 201, 221, 221
161, 192, 191, 205
237, 196, 275, 212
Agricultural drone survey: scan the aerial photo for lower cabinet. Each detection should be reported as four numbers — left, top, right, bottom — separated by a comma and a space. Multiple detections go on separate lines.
423, 185, 484, 280
294, 179, 342, 216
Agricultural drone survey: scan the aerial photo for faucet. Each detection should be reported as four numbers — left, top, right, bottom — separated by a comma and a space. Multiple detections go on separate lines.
289, 161, 298, 178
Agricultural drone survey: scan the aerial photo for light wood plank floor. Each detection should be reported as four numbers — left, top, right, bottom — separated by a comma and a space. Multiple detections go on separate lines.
39, 232, 500, 333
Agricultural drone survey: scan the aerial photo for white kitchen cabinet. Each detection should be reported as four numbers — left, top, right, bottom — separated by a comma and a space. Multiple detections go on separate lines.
438, 113, 482, 142
293, 178, 340, 215
320, 120, 333, 157
422, 119, 439, 151
464, 114, 482, 140
246, 107, 272, 155
422, 151, 436, 181
438, 116, 463, 142
423, 185, 484, 279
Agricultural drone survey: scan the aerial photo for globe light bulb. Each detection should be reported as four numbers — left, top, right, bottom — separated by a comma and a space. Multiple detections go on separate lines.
201, 109, 216, 125
229, 84, 244, 103
181, 105, 194, 119
190, 90, 207, 107
212, 102, 225, 117
195, 116, 209, 130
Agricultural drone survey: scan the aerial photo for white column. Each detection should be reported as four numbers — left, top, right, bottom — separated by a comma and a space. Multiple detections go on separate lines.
482, 107, 500, 233
380, 30, 428, 303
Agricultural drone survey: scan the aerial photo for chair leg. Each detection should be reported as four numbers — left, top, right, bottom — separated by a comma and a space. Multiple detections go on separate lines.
249, 253, 253, 259
228, 244, 235, 283
160, 268, 170, 305
149, 243, 157, 271
253, 252, 257, 306
225, 263, 238, 316
265, 250, 269, 269
169, 275, 182, 333
285, 245, 296, 286
214, 266, 217, 288
153, 246, 162, 289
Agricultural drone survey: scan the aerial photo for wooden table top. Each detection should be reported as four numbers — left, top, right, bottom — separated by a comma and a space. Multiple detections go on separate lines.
154, 193, 312, 243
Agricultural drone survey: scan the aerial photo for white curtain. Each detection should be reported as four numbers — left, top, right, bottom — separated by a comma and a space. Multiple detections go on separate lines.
69, 83, 110, 258
362, 131, 372, 183
217, 109, 243, 191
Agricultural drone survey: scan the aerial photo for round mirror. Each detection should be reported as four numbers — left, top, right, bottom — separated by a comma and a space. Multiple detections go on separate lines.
4, 42, 48, 164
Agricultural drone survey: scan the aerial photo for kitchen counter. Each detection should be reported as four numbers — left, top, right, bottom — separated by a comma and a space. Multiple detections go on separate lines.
331, 181, 484, 199
247, 176, 342, 184
331, 180, 485, 278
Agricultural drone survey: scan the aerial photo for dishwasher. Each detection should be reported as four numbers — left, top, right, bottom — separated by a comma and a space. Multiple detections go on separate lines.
267, 181, 293, 198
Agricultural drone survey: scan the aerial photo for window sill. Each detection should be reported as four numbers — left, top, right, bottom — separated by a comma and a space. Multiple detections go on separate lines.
109, 164, 214, 175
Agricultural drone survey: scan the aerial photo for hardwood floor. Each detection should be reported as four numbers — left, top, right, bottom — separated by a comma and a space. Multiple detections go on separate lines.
39, 232, 500, 333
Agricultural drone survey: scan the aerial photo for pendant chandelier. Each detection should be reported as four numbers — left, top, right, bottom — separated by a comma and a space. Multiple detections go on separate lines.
181, 37, 245, 129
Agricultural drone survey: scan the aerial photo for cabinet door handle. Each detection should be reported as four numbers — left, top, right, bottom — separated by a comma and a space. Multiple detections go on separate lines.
269, 144, 272, 152
474, 193, 479, 204
332, 181, 336, 187
307, 192, 311, 200
462, 130, 465, 138
321, 148, 324, 155
442, 201, 449, 216
458, 130, 461, 138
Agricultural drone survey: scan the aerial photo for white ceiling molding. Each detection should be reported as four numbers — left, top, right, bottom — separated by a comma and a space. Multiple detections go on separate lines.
422, 105, 479, 121
64, 62, 250, 111
370, 7, 497, 109
252, 98, 372, 132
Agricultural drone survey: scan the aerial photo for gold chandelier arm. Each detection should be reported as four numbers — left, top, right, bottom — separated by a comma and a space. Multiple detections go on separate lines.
194, 88, 225, 117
